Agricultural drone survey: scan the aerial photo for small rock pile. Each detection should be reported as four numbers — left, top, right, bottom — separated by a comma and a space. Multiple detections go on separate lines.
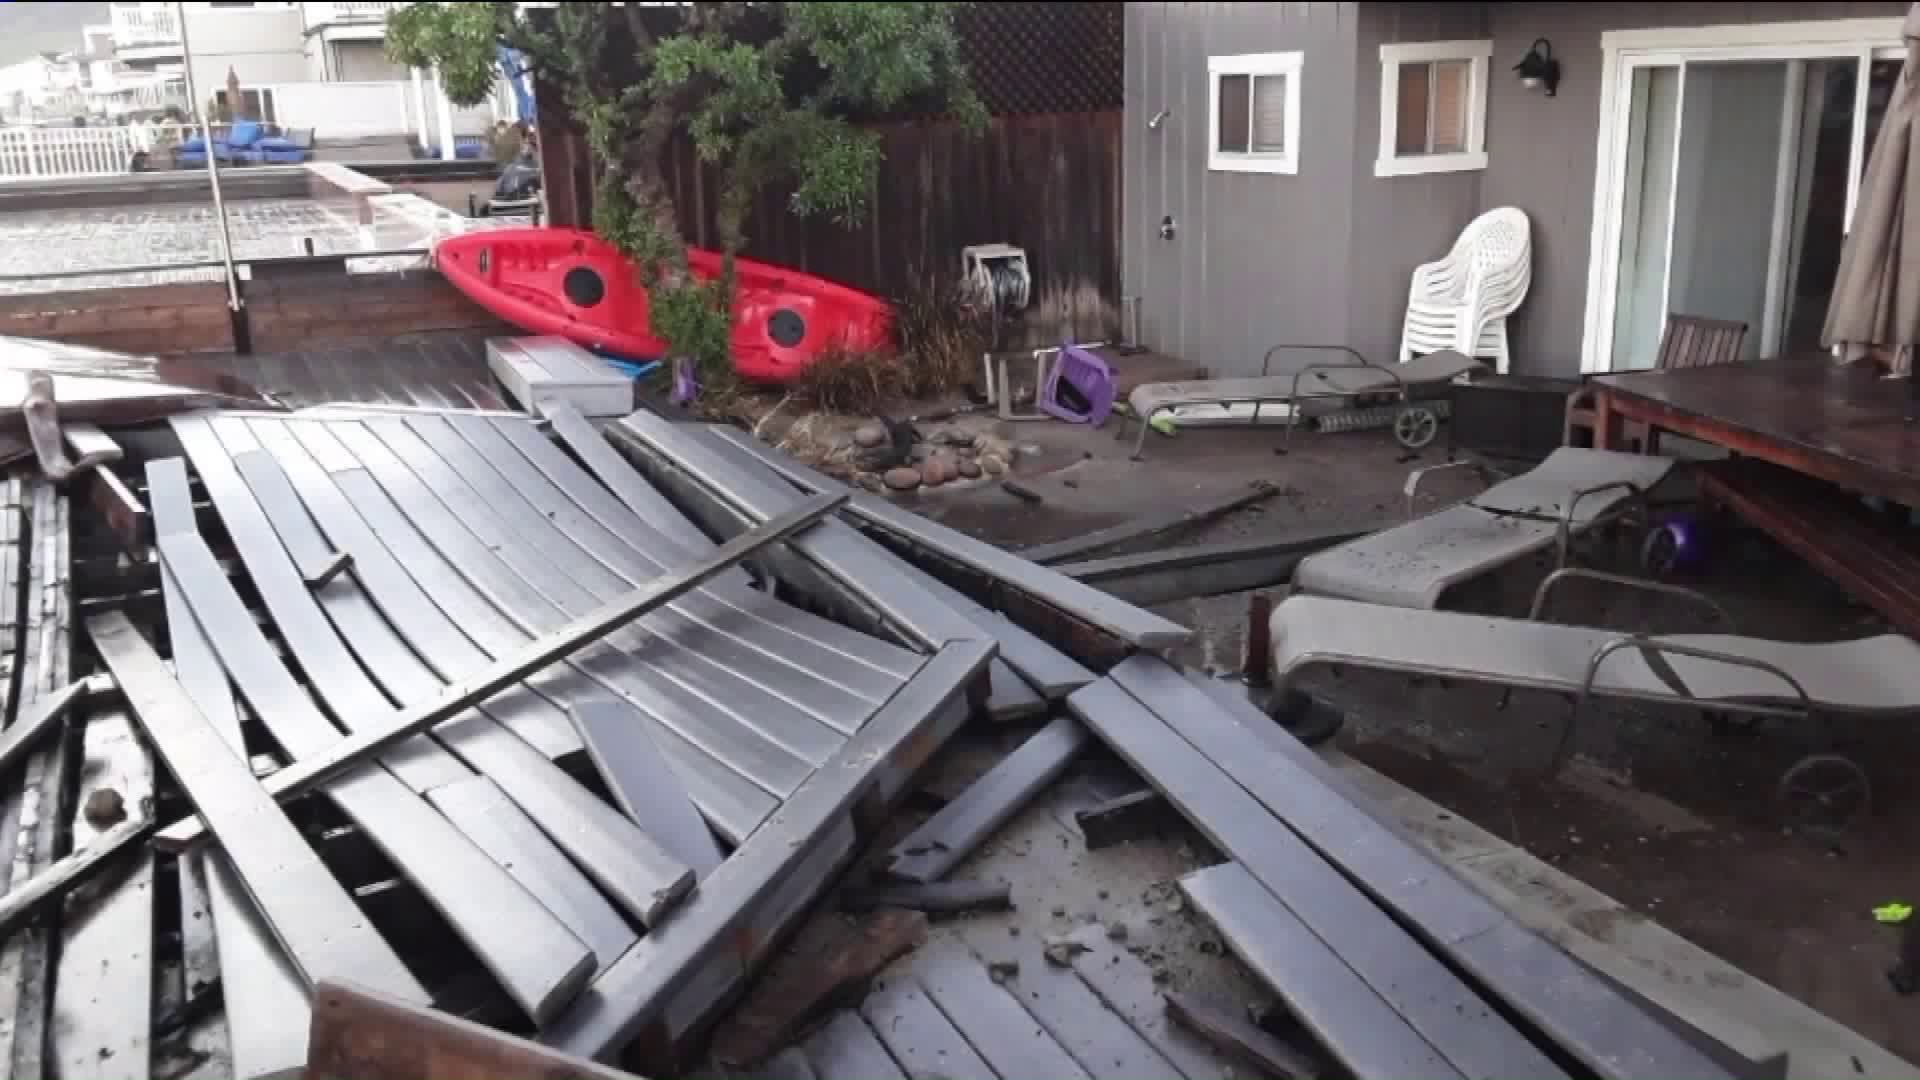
851, 421, 1012, 495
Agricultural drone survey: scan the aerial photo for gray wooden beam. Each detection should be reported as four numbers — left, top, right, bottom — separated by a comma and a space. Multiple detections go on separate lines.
800, 1011, 905, 1080
568, 698, 724, 876
87, 611, 428, 1002
153, 488, 848, 851
912, 941, 1091, 1080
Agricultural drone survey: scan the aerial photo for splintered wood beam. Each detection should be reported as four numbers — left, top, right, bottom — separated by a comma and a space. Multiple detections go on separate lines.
154, 491, 846, 851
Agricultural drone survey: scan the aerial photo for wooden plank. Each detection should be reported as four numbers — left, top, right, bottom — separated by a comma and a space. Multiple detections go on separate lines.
306, 979, 644, 1080
0, 677, 89, 778
372, 416, 864, 751
801, 1011, 906, 1080
912, 941, 1092, 1080
155, 487, 847, 853
442, 413, 908, 709
701, 423, 1192, 650
758, 1047, 817, 1080
538, 402, 724, 557
611, 416, 982, 651
964, 934, 1184, 1080
1163, 990, 1319, 1080
87, 466, 150, 553
245, 418, 774, 845
858, 971, 996, 1080
1069, 678, 1529, 1080
1018, 482, 1281, 564
158, 506, 309, 1080
840, 879, 1011, 915
708, 907, 928, 1068
567, 699, 724, 876
323, 416, 827, 788
1178, 861, 1459, 1080
0, 815, 149, 939
982, 658, 1046, 721
887, 716, 1091, 883
87, 611, 428, 1002
49, 705, 154, 1077
1074, 789, 1175, 850
1114, 656, 1739, 1080
149, 458, 600, 1021
425, 775, 637, 976
908, 573, 1094, 700
539, 640, 991, 1064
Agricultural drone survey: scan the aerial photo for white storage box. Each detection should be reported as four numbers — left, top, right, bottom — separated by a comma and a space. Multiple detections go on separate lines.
488, 336, 634, 417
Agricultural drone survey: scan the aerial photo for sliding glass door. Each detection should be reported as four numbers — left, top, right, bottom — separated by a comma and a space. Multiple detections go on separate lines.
1586, 26, 1904, 372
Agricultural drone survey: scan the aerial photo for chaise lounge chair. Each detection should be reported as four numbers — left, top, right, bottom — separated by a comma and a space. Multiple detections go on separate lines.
1123, 346, 1483, 460
1291, 446, 1676, 608
1267, 578, 1904, 829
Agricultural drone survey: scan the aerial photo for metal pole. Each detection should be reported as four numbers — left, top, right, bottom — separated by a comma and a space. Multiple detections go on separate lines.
175, 1, 242, 314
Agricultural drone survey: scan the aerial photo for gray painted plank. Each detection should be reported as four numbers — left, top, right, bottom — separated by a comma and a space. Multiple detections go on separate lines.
87, 611, 427, 1002
703, 424, 1191, 650
887, 716, 1091, 883
251, 420, 775, 841
1069, 678, 1550, 1080
49, 707, 154, 1078
157, 512, 309, 1080
568, 699, 725, 876
1180, 862, 1462, 1080
151, 518, 596, 1023
445, 413, 909, 708
1056, 926, 1238, 1080
425, 775, 637, 975
149, 453, 600, 1022
172, 854, 236, 1080
908, 572, 1096, 699
982, 658, 1046, 720
801, 1010, 906, 1080
613, 415, 981, 650
912, 942, 1092, 1080
959, 934, 1184, 1080
259, 421, 774, 844
540, 640, 991, 1062
376, 415, 863, 751
537, 402, 724, 556
858, 973, 996, 1080
760, 1046, 817, 1080
187, 443, 696, 935
500, 410, 924, 684
320, 418, 821, 796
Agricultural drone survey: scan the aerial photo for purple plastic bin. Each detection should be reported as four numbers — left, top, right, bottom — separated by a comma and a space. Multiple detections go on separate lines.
1039, 345, 1116, 425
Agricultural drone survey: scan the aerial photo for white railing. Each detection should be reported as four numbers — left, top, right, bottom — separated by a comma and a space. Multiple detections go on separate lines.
0, 126, 152, 181
303, 1, 394, 27
110, 5, 181, 49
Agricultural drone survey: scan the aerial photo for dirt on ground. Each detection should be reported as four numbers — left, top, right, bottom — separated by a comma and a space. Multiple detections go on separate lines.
769, 401, 1920, 1062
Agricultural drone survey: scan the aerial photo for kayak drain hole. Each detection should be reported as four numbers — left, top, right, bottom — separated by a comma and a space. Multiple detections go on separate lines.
767, 308, 806, 348
563, 266, 606, 308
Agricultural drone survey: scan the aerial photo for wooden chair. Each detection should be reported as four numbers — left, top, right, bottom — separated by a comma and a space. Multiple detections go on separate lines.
1565, 314, 1749, 448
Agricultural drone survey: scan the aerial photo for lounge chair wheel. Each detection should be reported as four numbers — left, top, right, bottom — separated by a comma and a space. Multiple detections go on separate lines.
1775, 753, 1871, 835
1392, 405, 1439, 451
1267, 689, 1346, 745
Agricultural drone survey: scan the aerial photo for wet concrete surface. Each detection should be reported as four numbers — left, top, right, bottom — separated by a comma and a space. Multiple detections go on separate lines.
871, 415, 1920, 1063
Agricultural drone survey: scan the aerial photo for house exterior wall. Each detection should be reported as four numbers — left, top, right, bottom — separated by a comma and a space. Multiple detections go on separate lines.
1127, 0, 1914, 379
182, 5, 309, 101
1123, 2, 1361, 377
1479, 1, 1908, 377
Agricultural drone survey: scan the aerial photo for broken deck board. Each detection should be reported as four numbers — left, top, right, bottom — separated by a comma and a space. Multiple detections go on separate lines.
801, 1010, 906, 1080
256, 416, 780, 842
567, 699, 724, 877
911, 942, 1091, 1080
1069, 677, 1558, 1080
888, 716, 1090, 883
962, 933, 1184, 1080
1055, 924, 1251, 1080
1115, 656, 1744, 1080
906, 572, 1095, 699
859, 973, 995, 1080
150, 454, 601, 1021
48, 705, 154, 1077
88, 611, 427, 1002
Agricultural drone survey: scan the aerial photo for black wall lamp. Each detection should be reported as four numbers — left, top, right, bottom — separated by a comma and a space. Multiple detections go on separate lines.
1514, 38, 1561, 97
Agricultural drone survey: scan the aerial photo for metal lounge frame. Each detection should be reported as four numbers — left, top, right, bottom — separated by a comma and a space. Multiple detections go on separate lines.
1403, 462, 1655, 571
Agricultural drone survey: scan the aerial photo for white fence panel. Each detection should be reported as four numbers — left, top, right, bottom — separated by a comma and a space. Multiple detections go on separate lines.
0, 127, 149, 181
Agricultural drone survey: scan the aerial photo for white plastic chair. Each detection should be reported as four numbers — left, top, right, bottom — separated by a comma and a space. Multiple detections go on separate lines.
1399, 207, 1532, 371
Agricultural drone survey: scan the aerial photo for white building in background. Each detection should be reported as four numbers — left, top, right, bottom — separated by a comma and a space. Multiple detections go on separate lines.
0, 53, 86, 124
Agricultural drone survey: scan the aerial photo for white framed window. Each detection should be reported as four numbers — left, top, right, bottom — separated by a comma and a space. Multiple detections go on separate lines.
1375, 40, 1491, 177
1208, 52, 1302, 175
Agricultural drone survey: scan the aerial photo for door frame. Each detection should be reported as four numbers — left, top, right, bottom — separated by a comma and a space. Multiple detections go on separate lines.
1579, 17, 1905, 374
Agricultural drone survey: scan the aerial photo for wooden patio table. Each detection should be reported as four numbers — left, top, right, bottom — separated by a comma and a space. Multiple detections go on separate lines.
1590, 358, 1920, 637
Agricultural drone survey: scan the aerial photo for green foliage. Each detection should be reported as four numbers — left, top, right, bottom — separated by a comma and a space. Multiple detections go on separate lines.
388, 1, 984, 384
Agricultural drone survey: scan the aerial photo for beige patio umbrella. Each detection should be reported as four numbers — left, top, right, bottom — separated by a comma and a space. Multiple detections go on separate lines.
1824, 3, 1920, 375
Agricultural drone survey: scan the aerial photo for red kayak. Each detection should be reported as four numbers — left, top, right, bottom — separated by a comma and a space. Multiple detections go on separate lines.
433, 227, 893, 383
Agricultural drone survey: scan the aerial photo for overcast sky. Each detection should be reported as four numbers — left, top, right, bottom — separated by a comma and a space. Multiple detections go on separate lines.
0, 3, 110, 67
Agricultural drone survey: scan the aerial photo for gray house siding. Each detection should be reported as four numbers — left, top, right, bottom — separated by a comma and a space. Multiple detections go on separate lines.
1123, 2, 1361, 377
1478, 1, 1909, 377
1128, 0, 1913, 380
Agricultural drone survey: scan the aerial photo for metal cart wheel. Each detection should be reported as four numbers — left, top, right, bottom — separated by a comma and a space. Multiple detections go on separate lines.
1393, 405, 1440, 451
1775, 753, 1872, 834
1640, 524, 1681, 577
